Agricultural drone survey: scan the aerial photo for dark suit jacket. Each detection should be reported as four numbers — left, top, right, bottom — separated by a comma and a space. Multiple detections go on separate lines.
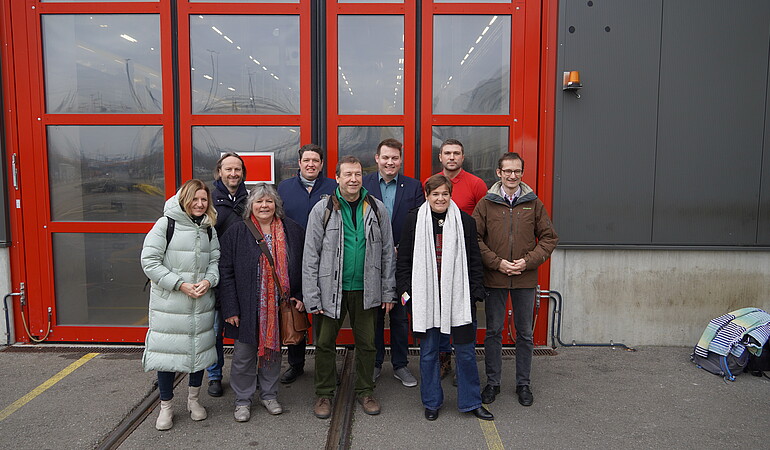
362, 172, 424, 246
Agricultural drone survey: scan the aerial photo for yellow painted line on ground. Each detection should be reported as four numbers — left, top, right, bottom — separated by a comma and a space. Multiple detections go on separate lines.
0, 352, 99, 422
478, 406, 505, 450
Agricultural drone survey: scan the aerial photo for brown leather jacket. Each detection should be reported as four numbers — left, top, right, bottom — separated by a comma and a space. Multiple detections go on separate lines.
472, 181, 558, 289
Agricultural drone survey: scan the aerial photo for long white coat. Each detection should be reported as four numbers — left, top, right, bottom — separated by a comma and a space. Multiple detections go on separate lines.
140, 193, 220, 373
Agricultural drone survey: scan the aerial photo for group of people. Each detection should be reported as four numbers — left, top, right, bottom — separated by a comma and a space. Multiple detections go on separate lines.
140, 138, 558, 430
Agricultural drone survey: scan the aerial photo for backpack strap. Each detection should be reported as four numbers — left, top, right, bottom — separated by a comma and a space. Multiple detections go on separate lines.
322, 195, 335, 230
166, 217, 175, 247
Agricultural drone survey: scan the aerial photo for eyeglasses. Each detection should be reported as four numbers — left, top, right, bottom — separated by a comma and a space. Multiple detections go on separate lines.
500, 169, 523, 176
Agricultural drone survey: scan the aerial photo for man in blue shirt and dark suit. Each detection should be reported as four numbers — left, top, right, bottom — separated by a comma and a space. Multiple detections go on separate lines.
362, 138, 424, 387
277, 143, 337, 384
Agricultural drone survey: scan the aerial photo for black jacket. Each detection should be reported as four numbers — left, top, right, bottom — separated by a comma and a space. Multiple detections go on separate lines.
395, 207, 485, 344
212, 180, 248, 238
218, 217, 305, 345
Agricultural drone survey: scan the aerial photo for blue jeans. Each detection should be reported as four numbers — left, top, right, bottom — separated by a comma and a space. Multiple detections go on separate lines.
206, 308, 225, 381
158, 370, 204, 401
419, 327, 482, 412
439, 333, 452, 353
375, 300, 410, 369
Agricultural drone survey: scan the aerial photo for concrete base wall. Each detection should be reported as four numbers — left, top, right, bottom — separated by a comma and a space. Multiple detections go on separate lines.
549, 249, 770, 346
0, 248, 13, 345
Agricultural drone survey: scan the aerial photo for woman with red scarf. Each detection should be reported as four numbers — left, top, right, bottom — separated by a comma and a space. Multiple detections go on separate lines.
218, 183, 305, 422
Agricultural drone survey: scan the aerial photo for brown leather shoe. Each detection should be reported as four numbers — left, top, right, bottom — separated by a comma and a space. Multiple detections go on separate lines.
439, 352, 452, 379
357, 396, 381, 415
313, 397, 332, 419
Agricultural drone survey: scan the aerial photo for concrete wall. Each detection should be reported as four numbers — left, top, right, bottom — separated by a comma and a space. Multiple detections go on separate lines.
0, 248, 13, 345
549, 249, 770, 346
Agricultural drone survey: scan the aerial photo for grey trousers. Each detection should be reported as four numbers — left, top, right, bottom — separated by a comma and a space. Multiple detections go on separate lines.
230, 339, 281, 406
483, 288, 535, 387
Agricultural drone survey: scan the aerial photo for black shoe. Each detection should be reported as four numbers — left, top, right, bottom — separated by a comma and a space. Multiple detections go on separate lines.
481, 385, 500, 404
280, 366, 304, 384
470, 406, 494, 421
207, 380, 223, 397
516, 385, 533, 406
424, 408, 439, 421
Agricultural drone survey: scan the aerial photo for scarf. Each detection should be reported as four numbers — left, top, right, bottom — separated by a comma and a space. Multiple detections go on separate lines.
252, 215, 291, 365
411, 201, 472, 334
299, 174, 316, 191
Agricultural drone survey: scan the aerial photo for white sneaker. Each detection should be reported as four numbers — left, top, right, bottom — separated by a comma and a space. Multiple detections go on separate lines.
234, 405, 250, 422
261, 399, 283, 415
393, 366, 418, 387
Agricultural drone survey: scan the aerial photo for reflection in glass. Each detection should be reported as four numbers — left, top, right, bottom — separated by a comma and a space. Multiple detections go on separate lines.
190, 0, 297, 2
433, 15, 511, 114
431, 126, 508, 185
42, 15, 162, 113
192, 126, 301, 184
53, 233, 148, 326
44, 0, 155, 2
338, 15, 404, 115
190, 15, 300, 114
48, 126, 165, 222
436, 0, 510, 3
338, 127, 404, 174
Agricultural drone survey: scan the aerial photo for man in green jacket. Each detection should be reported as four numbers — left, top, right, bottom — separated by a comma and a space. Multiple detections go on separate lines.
303, 156, 396, 419
473, 152, 558, 407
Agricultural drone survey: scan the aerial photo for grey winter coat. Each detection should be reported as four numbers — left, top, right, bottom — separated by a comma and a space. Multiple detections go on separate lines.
141, 193, 220, 373
302, 194, 396, 319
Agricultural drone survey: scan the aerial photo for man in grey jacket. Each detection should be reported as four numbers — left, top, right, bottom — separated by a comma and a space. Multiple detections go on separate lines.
303, 156, 396, 419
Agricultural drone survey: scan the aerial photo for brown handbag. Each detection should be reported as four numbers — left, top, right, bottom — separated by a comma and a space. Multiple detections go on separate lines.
244, 219, 311, 345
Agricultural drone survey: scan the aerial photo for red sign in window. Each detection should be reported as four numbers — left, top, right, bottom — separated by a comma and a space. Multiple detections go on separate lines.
238, 152, 275, 184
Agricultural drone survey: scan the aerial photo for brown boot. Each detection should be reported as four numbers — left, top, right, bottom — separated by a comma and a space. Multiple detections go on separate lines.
314, 397, 332, 419
357, 396, 381, 415
439, 352, 452, 379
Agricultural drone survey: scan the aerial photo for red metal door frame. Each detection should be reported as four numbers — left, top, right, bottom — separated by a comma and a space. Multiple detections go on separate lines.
3, 0, 559, 345
420, 0, 552, 346
326, 1, 418, 343
4, 0, 313, 343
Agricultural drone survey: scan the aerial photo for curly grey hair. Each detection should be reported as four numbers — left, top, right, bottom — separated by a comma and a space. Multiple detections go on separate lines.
243, 183, 285, 219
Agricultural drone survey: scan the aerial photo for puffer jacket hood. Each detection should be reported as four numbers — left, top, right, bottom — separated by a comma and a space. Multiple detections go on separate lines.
141, 191, 220, 374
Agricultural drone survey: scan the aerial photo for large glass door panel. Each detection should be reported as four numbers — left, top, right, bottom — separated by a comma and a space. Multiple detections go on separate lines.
47, 125, 165, 222
339, 126, 404, 173
53, 233, 147, 326
430, 125, 508, 185
42, 14, 162, 114
432, 15, 511, 115
191, 126, 301, 183
189, 15, 300, 115
337, 15, 404, 115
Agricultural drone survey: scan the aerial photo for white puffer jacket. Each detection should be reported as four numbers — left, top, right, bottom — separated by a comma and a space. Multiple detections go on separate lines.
141, 192, 220, 373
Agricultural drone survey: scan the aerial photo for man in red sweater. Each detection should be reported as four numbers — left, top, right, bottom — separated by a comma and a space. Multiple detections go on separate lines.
430, 138, 488, 379
434, 139, 488, 216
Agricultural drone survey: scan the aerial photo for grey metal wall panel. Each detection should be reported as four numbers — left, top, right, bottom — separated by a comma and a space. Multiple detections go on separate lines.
554, 0, 662, 244
653, 1, 770, 244
760, 45, 770, 246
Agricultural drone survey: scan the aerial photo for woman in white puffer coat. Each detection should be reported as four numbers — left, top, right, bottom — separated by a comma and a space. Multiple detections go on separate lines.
141, 179, 220, 431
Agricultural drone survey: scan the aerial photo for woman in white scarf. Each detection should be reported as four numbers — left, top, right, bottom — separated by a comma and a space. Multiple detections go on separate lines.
395, 174, 493, 421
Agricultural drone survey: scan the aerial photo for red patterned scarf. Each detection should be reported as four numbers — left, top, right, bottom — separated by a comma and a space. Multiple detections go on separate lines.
251, 215, 290, 364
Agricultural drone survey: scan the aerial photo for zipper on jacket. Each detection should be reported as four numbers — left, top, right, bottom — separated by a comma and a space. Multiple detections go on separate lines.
508, 205, 514, 289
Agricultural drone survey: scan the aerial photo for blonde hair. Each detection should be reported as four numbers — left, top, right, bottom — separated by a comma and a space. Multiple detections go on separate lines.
178, 179, 217, 226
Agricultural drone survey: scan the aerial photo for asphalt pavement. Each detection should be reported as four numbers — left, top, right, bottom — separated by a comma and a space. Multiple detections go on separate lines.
0, 345, 767, 449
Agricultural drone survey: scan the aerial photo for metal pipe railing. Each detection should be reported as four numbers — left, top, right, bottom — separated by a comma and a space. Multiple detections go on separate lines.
542, 288, 635, 351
